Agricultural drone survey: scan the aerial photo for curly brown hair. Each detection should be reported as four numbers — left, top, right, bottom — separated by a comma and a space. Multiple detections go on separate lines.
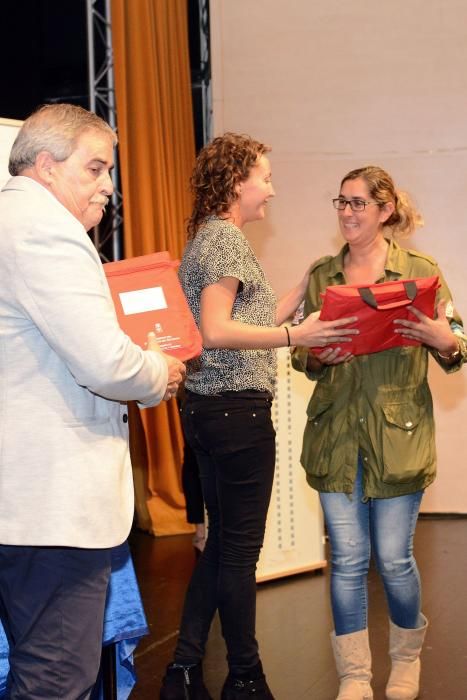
340, 166, 423, 238
186, 132, 271, 239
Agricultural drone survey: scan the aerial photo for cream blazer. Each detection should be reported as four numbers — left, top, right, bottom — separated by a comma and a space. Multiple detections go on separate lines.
0, 176, 168, 547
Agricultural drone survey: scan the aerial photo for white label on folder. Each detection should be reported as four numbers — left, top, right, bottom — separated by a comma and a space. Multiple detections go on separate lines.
119, 287, 168, 315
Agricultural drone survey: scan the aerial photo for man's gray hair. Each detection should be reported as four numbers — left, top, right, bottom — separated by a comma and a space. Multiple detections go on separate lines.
9, 103, 117, 176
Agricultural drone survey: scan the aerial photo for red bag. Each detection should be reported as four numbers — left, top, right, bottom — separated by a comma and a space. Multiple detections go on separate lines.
314, 276, 439, 356
104, 252, 202, 361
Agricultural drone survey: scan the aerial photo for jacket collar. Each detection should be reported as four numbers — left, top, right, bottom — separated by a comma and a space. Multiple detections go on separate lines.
326, 237, 406, 283
2, 175, 85, 230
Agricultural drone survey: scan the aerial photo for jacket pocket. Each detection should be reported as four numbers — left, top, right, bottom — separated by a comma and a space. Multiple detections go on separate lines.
381, 401, 431, 484
301, 398, 335, 477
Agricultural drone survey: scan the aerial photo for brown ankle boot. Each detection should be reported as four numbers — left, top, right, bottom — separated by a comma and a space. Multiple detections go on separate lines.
331, 629, 373, 699
385, 615, 428, 700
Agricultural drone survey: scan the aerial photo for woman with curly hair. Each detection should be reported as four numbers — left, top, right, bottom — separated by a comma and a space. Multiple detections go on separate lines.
159, 133, 358, 700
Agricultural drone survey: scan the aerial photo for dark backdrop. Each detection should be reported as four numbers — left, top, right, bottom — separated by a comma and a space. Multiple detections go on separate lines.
0, 0, 207, 150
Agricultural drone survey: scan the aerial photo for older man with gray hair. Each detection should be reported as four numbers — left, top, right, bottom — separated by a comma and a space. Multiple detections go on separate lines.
0, 103, 185, 698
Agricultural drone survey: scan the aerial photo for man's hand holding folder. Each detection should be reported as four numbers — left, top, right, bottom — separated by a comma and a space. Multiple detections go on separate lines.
147, 331, 185, 401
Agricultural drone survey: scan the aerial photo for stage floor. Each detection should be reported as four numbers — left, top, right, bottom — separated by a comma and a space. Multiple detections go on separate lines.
129, 516, 467, 700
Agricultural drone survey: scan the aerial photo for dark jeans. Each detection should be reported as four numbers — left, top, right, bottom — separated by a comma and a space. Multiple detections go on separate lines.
0, 545, 111, 699
181, 440, 205, 524
175, 390, 276, 676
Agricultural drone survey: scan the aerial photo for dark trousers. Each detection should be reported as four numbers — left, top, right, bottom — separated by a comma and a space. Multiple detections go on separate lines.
181, 440, 205, 524
0, 545, 111, 699
175, 391, 276, 676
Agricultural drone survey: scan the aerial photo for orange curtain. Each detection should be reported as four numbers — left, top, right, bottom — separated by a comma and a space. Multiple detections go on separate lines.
111, 0, 196, 535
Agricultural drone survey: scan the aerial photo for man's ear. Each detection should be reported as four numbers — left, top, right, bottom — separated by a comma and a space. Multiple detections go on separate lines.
379, 201, 395, 224
35, 151, 56, 185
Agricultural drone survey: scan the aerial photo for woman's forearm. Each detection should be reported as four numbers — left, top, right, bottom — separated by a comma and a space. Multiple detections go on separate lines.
201, 318, 290, 350
276, 284, 306, 325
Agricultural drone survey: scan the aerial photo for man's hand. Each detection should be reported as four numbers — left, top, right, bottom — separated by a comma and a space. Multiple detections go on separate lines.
147, 332, 186, 401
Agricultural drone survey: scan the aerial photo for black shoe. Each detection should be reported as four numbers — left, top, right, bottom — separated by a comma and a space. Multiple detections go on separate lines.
221, 665, 275, 699
160, 662, 213, 700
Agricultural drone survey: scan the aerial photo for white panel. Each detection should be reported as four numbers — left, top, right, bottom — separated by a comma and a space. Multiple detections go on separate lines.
0, 118, 22, 188
210, 0, 467, 512
257, 347, 326, 582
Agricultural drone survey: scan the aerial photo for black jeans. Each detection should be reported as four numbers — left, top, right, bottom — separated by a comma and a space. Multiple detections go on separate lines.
181, 440, 205, 524
175, 391, 276, 676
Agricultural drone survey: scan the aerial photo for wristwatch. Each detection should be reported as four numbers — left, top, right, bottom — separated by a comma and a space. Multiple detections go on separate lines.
437, 342, 461, 362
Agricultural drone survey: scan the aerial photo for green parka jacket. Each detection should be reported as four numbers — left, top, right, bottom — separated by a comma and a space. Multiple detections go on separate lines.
292, 239, 466, 499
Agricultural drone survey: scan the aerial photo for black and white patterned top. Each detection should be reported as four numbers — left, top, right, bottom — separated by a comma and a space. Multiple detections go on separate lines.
179, 216, 277, 395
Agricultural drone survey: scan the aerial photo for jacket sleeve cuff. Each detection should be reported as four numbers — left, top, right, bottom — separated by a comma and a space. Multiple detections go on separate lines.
431, 331, 467, 374
291, 346, 329, 381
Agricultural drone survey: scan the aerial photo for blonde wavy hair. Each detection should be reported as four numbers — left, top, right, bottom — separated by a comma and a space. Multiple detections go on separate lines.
340, 166, 423, 238
186, 132, 271, 239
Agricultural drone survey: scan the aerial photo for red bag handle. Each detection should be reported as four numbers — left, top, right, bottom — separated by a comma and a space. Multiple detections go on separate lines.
358, 281, 417, 310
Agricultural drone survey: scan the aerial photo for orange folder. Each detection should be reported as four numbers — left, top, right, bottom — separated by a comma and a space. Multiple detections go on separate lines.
104, 252, 202, 361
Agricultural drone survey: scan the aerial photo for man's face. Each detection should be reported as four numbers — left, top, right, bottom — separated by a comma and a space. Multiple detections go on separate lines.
48, 129, 114, 231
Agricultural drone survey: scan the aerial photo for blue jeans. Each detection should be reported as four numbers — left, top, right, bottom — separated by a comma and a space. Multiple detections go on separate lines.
175, 390, 276, 675
319, 457, 423, 636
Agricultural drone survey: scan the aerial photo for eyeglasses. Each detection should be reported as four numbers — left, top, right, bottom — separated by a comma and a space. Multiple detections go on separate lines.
332, 197, 379, 212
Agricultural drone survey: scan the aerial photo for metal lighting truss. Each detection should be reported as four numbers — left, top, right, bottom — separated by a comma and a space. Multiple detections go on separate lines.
85, 0, 212, 260
195, 0, 212, 145
86, 0, 123, 262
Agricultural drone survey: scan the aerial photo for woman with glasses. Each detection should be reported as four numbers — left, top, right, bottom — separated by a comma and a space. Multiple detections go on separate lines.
159, 134, 358, 700
293, 165, 466, 700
